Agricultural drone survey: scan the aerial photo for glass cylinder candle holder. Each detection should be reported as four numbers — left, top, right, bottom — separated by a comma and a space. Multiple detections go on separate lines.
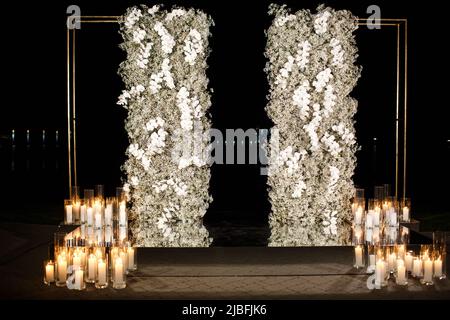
420, 245, 431, 260
412, 256, 423, 278
104, 197, 114, 227
111, 256, 127, 289
86, 253, 97, 283
353, 244, 365, 269
84, 189, 94, 205
401, 198, 411, 222
116, 187, 126, 202
126, 244, 137, 272
69, 266, 86, 291
352, 224, 364, 245
366, 245, 376, 274
396, 244, 406, 260
54, 232, 68, 258
94, 184, 105, 201
395, 259, 408, 286
64, 200, 74, 225
405, 251, 414, 274
375, 258, 388, 288
386, 246, 397, 274
43, 260, 55, 285
71, 185, 80, 203
55, 254, 68, 287
383, 184, 392, 199
433, 254, 446, 280
93, 199, 104, 231
421, 258, 434, 285
95, 256, 109, 289
80, 199, 87, 226
374, 186, 384, 201
352, 201, 365, 225
368, 199, 382, 227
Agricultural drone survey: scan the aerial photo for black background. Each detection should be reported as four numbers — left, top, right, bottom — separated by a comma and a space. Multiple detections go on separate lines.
0, 0, 449, 245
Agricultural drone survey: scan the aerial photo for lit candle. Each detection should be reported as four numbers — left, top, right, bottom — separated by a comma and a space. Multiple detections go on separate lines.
95, 248, 103, 260
105, 226, 112, 243
87, 207, 93, 226
74, 269, 84, 290
57, 256, 67, 281
434, 256, 443, 278
405, 252, 414, 272
423, 258, 433, 283
73, 202, 80, 222
375, 259, 385, 287
95, 212, 102, 229
369, 254, 376, 269
413, 257, 422, 277
119, 226, 127, 242
127, 247, 135, 270
120, 251, 128, 272
97, 259, 107, 285
88, 254, 97, 281
390, 209, 397, 226
66, 205, 73, 224
80, 205, 87, 224
73, 254, 81, 270
354, 245, 364, 267
80, 250, 86, 267
397, 245, 405, 260
105, 204, 113, 226
388, 252, 397, 272
396, 259, 406, 284
402, 206, 410, 221
45, 262, 55, 283
355, 206, 363, 225
366, 211, 373, 228
373, 207, 381, 226
119, 202, 127, 226
114, 257, 124, 283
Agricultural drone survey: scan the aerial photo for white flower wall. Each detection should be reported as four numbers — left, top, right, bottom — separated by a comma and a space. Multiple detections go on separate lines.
265, 5, 361, 246
118, 5, 213, 247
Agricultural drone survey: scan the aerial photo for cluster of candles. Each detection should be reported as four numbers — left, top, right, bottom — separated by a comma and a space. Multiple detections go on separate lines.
43, 241, 137, 290
354, 243, 446, 289
64, 185, 128, 245
352, 186, 411, 245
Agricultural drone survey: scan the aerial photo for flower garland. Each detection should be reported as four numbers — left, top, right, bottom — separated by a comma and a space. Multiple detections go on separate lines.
118, 5, 213, 247
265, 5, 361, 246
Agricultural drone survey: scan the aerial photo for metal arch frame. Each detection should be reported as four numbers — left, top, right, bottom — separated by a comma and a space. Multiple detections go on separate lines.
66, 16, 408, 199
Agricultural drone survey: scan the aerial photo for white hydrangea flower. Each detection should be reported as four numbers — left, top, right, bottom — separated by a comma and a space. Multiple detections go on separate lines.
314, 11, 332, 34
330, 38, 345, 68
165, 9, 186, 21
295, 40, 311, 70
323, 84, 336, 117
149, 59, 175, 93
292, 179, 306, 198
132, 28, 146, 44
147, 5, 160, 16
154, 22, 175, 54
275, 55, 295, 88
292, 80, 311, 120
303, 103, 322, 151
328, 165, 340, 193
312, 68, 333, 92
136, 42, 153, 69
183, 29, 203, 65
323, 210, 338, 235
130, 176, 140, 186
125, 8, 142, 29
320, 132, 341, 157
274, 14, 296, 27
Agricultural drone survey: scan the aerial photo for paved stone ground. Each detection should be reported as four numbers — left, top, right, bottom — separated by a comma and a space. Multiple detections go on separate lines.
1, 223, 449, 300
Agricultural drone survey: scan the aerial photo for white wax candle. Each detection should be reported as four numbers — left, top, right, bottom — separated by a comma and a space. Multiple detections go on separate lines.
95, 212, 102, 229
390, 210, 397, 226
119, 202, 127, 226
366, 211, 373, 228
434, 258, 443, 278
402, 206, 410, 221
120, 251, 128, 271
355, 246, 363, 267
374, 207, 381, 226
114, 257, 124, 283
119, 226, 127, 241
73, 254, 81, 270
105, 226, 112, 243
372, 227, 380, 243
96, 229, 103, 244
80, 251, 86, 268
88, 254, 97, 280
46, 263, 54, 282
98, 259, 107, 285
423, 259, 433, 282
57, 257, 67, 281
73, 203, 80, 222
375, 259, 385, 286
355, 207, 363, 225
87, 207, 94, 225
388, 252, 397, 271
413, 258, 422, 277
369, 254, 376, 267
74, 269, 84, 290
127, 247, 135, 269
397, 262, 406, 284
80, 205, 87, 223
66, 205, 73, 224
105, 204, 113, 226
397, 245, 405, 260
405, 252, 413, 272
365, 228, 373, 243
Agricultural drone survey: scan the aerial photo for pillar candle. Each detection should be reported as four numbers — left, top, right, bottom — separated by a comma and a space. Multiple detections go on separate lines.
80, 205, 87, 223
74, 269, 84, 290
105, 226, 112, 243
88, 254, 97, 280
66, 205, 73, 224
95, 212, 102, 229
73, 253, 81, 270
375, 259, 385, 286
354, 246, 363, 267
405, 252, 413, 272
119, 226, 127, 242
120, 251, 128, 271
402, 206, 410, 221
413, 257, 422, 277
46, 263, 55, 282
373, 208, 381, 226
119, 202, 127, 226
127, 247, 135, 269
366, 211, 373, 228
105, 204, 113, 226
396, 259, 406, 284
80, 251, 86, 268
423, 258, 433, 283
73, 202, 80, 222
397, 245, 405, 260
369, 254, 376, 268
388, 252, 397, 271
95, 248, 103, 260
87, 207, 93, 226
57, 256, 67, 281
355, 207, 363, 225
434, 257, 443, 278
114, 257, 124, 283
97, 259, 107, 285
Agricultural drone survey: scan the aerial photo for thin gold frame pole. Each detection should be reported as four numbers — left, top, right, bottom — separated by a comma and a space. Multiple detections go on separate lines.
72, 29, 77, 188
403, 20, 408, 200
66, 28, 72, 197
395, 24, 400, 199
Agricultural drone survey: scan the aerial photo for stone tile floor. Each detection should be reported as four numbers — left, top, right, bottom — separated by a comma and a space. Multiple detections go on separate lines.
1, 223, 449, 299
